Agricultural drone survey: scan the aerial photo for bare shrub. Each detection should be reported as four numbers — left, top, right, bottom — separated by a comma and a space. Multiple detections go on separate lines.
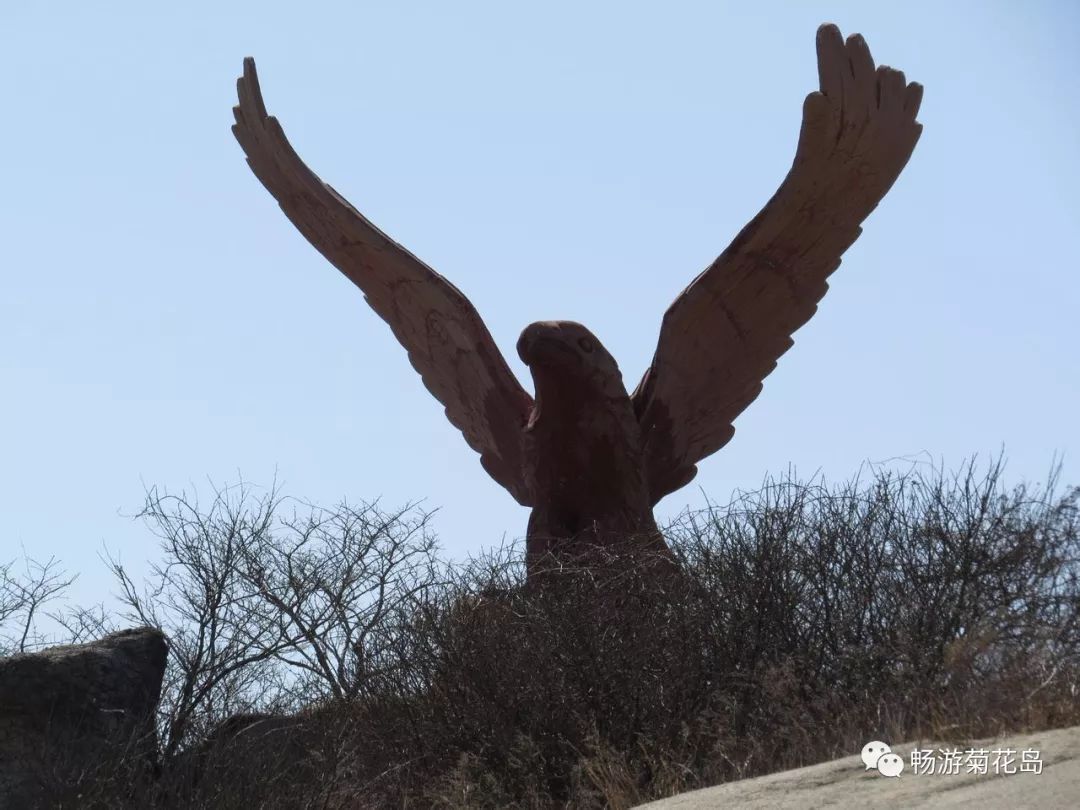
106, 480, 441, 757
0, 553, 76, 654
334, 456, 1080, 806
17, 456, 1079, 808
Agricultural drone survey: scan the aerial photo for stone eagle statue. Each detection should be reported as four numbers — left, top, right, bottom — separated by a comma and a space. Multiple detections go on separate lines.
232, 24, 922, 574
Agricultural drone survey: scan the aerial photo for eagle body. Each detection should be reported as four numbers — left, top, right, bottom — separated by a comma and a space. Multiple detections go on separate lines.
517, 322, 663, 571
232, 24, 923, 579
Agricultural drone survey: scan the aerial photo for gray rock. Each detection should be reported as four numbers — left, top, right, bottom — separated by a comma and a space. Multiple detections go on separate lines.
0, 627, 168, 808
633, 725, 1080, 810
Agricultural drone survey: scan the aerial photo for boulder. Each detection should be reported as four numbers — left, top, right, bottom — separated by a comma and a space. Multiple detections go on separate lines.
0, 627, 168, 807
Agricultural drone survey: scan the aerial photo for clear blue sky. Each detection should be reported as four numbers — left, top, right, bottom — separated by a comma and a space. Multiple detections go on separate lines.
2, 1, 1077, 610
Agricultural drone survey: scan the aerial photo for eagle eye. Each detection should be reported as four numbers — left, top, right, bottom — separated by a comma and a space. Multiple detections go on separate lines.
577, 336, 595, 353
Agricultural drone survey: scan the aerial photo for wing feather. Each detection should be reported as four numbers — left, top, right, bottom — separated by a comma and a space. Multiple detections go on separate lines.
633, 25, 923, 504
232, 58, 534, 505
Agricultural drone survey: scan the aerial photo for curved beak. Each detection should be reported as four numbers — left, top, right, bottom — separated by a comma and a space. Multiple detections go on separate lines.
517, 322, 568, 366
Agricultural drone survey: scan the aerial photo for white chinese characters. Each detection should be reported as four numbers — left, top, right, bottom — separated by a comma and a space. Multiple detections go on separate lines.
862, 741, 1043, 777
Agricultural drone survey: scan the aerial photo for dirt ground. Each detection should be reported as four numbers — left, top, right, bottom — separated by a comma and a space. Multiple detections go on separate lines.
634, 725, 1080, 809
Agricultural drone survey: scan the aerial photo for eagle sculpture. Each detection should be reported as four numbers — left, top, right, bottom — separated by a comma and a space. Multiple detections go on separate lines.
232, 24, 922, 576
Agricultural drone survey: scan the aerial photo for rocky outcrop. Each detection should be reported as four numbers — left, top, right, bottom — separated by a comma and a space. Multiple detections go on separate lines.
633, 725, 1080, 810
0, 627, 168, 808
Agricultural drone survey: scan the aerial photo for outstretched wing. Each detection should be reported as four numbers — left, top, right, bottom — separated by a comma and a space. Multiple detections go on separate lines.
232, 58, 535, 506
633, 24, 923, 504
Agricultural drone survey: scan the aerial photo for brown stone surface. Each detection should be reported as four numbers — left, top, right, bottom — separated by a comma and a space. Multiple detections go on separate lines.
232, 23, 922, 578
0, 627, 167, 807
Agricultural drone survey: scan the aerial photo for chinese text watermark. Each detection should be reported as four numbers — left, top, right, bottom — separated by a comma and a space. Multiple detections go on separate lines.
861, 741, 1043, 777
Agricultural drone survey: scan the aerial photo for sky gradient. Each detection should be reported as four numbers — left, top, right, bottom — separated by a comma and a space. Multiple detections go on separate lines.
2, 1, 1078, 611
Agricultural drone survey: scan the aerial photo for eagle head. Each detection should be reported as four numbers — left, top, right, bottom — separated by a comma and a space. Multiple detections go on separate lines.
516, 320, 625, 398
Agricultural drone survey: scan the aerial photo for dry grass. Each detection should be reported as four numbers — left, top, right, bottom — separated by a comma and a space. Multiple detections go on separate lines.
19, 457, 1080, 808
